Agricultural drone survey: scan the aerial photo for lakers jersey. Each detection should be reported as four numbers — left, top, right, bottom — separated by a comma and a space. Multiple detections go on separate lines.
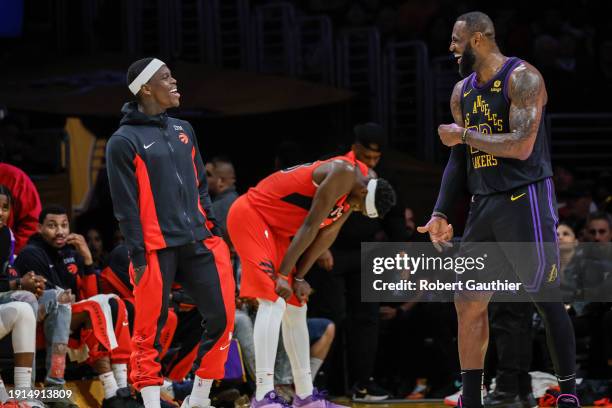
461, 57, 552, 195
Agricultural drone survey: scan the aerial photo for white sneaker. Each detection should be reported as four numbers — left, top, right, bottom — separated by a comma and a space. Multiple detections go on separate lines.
180, 395, 215, 408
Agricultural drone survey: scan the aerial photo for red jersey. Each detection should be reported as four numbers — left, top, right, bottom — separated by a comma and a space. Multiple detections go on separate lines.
246, 156, 368, 237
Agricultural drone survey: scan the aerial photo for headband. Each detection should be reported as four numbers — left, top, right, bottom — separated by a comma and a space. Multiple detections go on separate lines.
128, 58, 165, 95
365, 178, 378, 218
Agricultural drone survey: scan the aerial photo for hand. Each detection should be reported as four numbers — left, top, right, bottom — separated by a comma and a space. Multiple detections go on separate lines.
19, 271, 46, 297
379, 306, 398, 320
438, 123, 463, 147
133, 265, 147, 286
316, 250, 334, 271
57, 289, 75, 304
66, 233, 94, 265
275, 276, 293, 300
417, 216, 454, 252
293, 279, 312, 304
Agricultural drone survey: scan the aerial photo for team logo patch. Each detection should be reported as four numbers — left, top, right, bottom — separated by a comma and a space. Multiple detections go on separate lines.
67, 263, 78, 275
178, 132, 189, 144
491, 79, 502, 93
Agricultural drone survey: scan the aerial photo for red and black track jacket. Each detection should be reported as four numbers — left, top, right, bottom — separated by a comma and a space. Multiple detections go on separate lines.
106, 102, 218, 267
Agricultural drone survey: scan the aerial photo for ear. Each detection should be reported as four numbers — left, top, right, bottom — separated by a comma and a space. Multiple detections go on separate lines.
37, 224, 42, 233
140, 83, 152, 97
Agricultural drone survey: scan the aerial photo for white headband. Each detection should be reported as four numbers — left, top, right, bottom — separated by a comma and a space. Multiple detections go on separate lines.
365, 178, 379, 218
128, 58, 165, 95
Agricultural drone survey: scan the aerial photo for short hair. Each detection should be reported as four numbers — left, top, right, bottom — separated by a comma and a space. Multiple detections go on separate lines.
39, 205, 68, 224
456, 11, 496, 39
210, 155, 233, 167
586, 211, 612, 230
374, 178, 396, 218
126, 57, 156, 97
354, 122, 386, 152
0, 185, 12, 206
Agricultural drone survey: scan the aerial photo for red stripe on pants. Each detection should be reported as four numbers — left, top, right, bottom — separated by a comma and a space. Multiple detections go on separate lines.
195, 236, 236, 379
129, 251, 164, 389
160, 308, 178, 359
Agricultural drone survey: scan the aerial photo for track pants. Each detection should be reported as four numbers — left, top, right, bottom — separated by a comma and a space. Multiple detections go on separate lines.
129, 236, 235, 390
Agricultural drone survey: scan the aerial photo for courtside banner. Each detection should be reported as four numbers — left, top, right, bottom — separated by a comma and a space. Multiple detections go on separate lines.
361, 242, 612, 303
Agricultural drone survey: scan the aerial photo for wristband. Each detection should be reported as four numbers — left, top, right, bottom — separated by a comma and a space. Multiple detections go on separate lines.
294, 277, 305, 282
461, 128, 469, 144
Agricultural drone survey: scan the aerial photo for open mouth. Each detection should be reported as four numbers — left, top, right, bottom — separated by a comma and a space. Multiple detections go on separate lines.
170, 88, 181, 98
454, 54, 462, 64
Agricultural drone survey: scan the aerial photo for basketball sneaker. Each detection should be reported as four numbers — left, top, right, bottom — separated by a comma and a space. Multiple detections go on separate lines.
556, 394, 580, 408
483, 390, 522, 408
351, 378, 389, 401
250, 391, 291, 408
292, 389, 348, 408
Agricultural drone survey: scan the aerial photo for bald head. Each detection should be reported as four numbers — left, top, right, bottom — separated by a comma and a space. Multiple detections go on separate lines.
456, 11, 496, 41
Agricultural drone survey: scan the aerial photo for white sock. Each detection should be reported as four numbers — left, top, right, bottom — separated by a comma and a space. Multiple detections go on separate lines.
310, 358, 323, 380
254, 298, 286, 400
189, 376, 213, 407
141, 386, 161, 408
99, 371, 119, 400
14, 366, 32, 390
162, 378, 175, 399
281, 304, 313, 399
0, 376, 10, 403
112, 363, 128, 388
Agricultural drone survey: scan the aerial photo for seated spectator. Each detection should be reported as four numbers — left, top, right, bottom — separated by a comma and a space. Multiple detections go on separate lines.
584, 212, 612, 244
0, 162, 41, 254
0, 187, 78, 407
86, 227, 110, 271
14, 206, 140, 408
557, 221, 612, 379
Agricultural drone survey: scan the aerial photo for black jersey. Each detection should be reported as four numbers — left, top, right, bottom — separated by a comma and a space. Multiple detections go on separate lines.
461, 57, 552, 195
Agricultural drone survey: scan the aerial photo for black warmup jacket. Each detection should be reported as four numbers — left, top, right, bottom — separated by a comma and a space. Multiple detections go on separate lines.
106, 102, 218, 267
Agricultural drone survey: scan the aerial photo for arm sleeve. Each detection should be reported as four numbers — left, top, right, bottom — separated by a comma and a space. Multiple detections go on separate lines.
11, 173, 42, 254
433, 145, 468, 218
106, 135, 147, 267
187, 123, 219, 233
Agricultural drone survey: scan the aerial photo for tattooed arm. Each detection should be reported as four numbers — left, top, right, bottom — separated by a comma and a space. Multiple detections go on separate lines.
464, 63, 547, 160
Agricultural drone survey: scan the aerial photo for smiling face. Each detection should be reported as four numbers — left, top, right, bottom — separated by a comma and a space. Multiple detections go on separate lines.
141, 65, 181, 109
450, 21, 477, 78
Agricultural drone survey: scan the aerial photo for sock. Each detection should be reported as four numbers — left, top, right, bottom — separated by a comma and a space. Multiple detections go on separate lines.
254, 298, 285, 400
99, 371, 119, 400
112, 363, 128, 388
281, 304, 313, 399
49, 352, 67, 380
14, 366, 32, 390
557, 374, 577, 396
0, 376, 10, 403
461, 369, 484, 408
141, 386, 162, 408
310, 358, 323, 381
189, 376, 213, 407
